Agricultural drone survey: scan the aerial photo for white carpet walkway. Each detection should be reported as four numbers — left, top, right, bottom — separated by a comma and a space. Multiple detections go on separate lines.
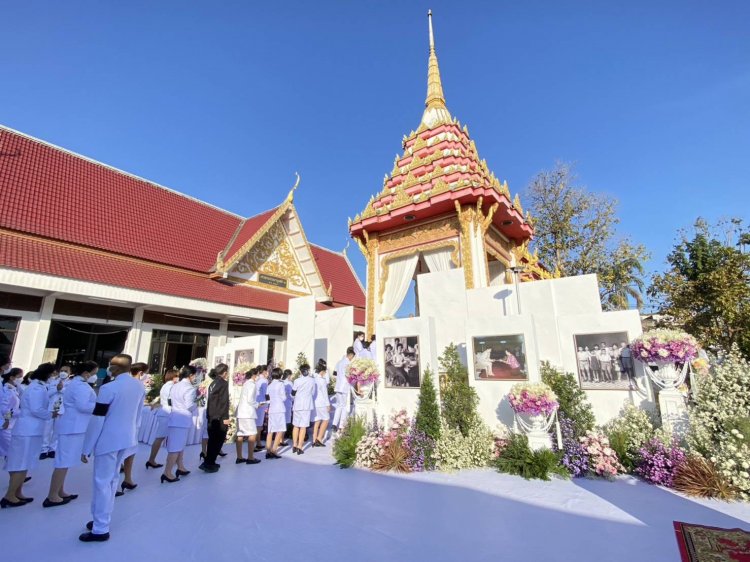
1, 442, 749, 561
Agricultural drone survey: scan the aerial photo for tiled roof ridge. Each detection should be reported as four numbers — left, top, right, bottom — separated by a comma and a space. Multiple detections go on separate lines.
308, 242, 367, 297
0, 124, 243, 220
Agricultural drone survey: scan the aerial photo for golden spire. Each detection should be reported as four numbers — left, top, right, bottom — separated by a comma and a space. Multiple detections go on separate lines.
421, 10, 451, 127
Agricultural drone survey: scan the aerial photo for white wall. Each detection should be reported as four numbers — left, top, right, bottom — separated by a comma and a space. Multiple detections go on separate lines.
285, 296, 316, 368
314, 306, 354, 368
417, 268, 467, 362
374, 316, 438, 420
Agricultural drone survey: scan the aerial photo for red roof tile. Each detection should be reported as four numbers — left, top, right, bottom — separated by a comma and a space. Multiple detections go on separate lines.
310, 244, 366, 309
0, 231, 292, 313
0, 127, 242, 272
222, 207, 279, 262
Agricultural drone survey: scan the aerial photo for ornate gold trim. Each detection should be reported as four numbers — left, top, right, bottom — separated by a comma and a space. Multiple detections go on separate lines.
222, 276, 310, 297
377, 216, 459, 254
455, 201, 475, 289
360, 231, 379, 338
377, 239, 460, 304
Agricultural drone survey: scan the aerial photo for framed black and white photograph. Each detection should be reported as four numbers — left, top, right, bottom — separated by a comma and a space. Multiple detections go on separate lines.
573, 332, 634, 390
472, 334, 528, 380
383, 336, 420, 388
234, 349, 254, 368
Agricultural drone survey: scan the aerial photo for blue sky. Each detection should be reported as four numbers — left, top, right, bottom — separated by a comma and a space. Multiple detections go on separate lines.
2, 1, 748, 313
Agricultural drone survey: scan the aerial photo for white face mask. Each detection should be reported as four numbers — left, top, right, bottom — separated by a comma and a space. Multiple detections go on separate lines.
60, 372, 69, 380
49, 376, 59, 382
87, 375, 98, 384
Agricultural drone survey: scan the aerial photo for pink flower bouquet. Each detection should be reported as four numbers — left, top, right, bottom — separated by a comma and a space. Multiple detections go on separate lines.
507, 382, 558, 417
630, 329, 699, 364
346, 358, 380, 386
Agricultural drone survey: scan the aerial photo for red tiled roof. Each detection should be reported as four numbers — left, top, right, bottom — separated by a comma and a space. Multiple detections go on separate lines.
310, 244, 366, 309
0, 126, 242, 273
0, 230, 293, 313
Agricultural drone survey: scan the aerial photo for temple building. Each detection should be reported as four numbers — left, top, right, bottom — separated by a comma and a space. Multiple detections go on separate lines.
349, 11, 551, 336
0, 126, 365, 371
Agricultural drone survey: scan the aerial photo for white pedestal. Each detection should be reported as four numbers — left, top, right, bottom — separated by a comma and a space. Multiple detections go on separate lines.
658, 389, 689, 437
515, 412, 554, 451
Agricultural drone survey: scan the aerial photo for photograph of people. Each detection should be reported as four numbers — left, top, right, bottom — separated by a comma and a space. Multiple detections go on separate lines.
472, 335, 527, 380
384, 336, 420, 388
573, 332, 631, 389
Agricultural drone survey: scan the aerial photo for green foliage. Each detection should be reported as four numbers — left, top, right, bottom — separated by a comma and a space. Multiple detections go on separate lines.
292, 352, 309, 380
439, 344, 480, 437
492, 433, 569, 481
332, 416, 367, 469
602, 404, 656, 472
540, 362, 595, 437
433, 419, 494, 472
415, 367, 441, 441
723, 416, 750, 448
649, 218, 750, 357
525, 161, 649, 310
147, 372, 164, 402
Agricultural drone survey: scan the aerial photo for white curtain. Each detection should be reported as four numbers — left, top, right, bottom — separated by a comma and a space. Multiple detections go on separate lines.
422, 246, 455, 273
380, 253, 419, 319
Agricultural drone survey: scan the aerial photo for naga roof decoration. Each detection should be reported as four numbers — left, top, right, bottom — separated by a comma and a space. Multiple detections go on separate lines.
349, 11, 533, 243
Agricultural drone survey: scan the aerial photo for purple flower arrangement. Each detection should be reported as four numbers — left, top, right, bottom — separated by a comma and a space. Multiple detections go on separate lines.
635, 437, 687, 487
508, 382, 559, 417
630, 329, 699, 365
404, 423, 436, 472
232, 372, 246, 386
555, 416, 590, 478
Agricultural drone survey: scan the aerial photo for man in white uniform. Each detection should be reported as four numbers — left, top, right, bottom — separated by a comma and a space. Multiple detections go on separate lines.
332, 347, 355, 432
79, 354, 145, 542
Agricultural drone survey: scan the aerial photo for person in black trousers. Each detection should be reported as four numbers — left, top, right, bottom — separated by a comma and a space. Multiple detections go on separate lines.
199, 363, 230, 473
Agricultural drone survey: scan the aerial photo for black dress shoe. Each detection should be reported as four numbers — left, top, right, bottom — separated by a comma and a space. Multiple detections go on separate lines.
43, 497, 70, 508
199, 452, 206, 460
254, 445, 264, 452
145, 461, 163, 469
280, 441, 289, 446
198, 463, 219, 473
39, 452, 48, 460
0, 498, 25, 508
218, 451, 227, 457
270, 452, 282, 459
79, 531, 110, 542
160, 474, 180, 483
175, 469, 190, 477
235, 458, 247, 464
23, 476, 31, 483
18, 497, 33, 503
86, 521, 94, 531
245, 458, 261, 465
121, 481, 137, 491
297, 448, 304, 455
61, 494, 78, 501
47, 451, 56, 459
115, 491, 124, 497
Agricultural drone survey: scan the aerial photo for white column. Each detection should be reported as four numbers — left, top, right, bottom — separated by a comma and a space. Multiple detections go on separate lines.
123, 306, 145, 358
207, 317, 229, 362
469, 222, 488, 289
30, 295, 56, 367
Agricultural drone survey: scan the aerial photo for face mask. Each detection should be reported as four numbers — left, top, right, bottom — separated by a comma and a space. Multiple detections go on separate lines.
49, 376, 59, 382
87, 375, 98, 384
12, 378, 21, 387
60, 373, 69, 380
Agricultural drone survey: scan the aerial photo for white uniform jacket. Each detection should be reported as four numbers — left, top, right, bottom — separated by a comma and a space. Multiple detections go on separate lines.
83, 373, 146, 456
157, 380, 174, 418
292, 376, 315, 412
13, 379, 52, 437
0, 383, 20, 430
236, 379, 258, 419
313, 376, 330, 408
167, 378, 197, 429
267, 380, 286, 414
56, 377, 96, 435
334, 357, 352, 394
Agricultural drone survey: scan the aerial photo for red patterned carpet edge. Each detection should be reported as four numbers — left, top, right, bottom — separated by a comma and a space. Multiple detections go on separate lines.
674, 521, 750, 562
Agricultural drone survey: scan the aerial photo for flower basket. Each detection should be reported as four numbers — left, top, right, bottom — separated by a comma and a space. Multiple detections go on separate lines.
630, 330, 698, 390
346, 358, 380, 387
508, 382, 558, 451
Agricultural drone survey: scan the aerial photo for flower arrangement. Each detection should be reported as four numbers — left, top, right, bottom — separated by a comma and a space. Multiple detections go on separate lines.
580, 431, 623, 479
346, 358, 380, 386
691, 357, 709, 375
404, 424, 436, 472
556, 416, 590, 477
630, 329, 699, 364
355, 432, 384, 469
507, 382, 558, 417
232, 361, 254, 387
189, 357, 208, 370
142, 373, 154, 394
635, 437, 687, 487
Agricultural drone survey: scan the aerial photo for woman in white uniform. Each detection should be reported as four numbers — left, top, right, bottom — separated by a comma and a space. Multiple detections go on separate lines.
0, 368, 23, 461
2, 363, 58, 508
265, 368, 286, 459
44, 360, 97, 507
145, 368, 178, 469
291, 364, 315, 455
162, 367, 197, 483
312, 365, 331, 447
282, 369, 293, 440
235, 368, 260, 464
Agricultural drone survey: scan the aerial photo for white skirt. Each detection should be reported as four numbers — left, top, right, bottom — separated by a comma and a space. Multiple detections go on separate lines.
5, 434, 42, 472
268, 413, 286, 434
293, 410, 311, 428
166, 426, 189, 453
314, 407, 329, 422
154, 415, 169, 439
0, 429, 11, 458
236, 418, 257, 437
54, 433, 85, 469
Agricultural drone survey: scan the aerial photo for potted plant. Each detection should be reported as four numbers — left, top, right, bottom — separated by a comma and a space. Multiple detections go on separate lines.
507, 382, 558, 450
630, 329, 698, 389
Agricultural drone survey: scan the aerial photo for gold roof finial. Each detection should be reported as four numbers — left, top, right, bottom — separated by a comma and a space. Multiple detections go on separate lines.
421, 10, 451, 127
286, 171, 300, 202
